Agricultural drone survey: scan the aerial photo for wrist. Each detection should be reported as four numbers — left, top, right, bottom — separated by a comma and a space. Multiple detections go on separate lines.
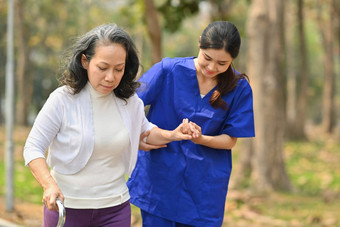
42, 176, 57, 190
160, 130, 173, 142
192, 135, 204, 144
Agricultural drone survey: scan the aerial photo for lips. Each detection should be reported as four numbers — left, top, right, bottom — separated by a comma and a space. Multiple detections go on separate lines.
205, 68, 215, 75
101, 84, 114, 90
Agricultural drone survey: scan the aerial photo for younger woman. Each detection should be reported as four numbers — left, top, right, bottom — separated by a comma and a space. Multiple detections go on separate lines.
128, 21, 255, 227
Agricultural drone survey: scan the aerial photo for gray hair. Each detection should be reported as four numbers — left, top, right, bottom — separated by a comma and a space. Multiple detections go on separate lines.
59, 24, 140, 99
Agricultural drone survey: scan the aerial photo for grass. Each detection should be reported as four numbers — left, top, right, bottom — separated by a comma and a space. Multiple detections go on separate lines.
222, 137, 340, 226
285, 139, 340, 195
1, 126, 340, 226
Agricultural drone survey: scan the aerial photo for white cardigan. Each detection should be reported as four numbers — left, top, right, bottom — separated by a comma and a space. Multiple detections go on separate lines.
24, 85, 155, 176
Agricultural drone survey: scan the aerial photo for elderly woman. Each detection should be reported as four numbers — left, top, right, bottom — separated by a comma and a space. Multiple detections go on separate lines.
24, 24, 197, 227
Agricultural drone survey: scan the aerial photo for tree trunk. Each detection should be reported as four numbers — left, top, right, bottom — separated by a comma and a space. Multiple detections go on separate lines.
317, 1, 336, 134
229, 138, 253, 189
336, 0, 340, 139
294, 0, 308, 139
0, 1, 5, 124
208, 0, 234, 21
143, 0, 162, 64
285, 0, 297, 138
0, 91, 3, 124
15, 0, 30, 126
246, 0, 291, 192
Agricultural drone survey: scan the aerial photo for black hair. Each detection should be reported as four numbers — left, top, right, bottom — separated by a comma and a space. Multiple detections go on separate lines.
200, 21, 248, 110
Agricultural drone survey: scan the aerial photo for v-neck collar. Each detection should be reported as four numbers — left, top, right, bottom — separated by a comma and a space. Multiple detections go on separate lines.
190, 58, 217, 100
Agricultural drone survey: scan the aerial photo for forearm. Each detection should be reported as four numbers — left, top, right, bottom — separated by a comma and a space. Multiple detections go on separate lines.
192, 134, 237, 150
28, 158, 57, 190
29, 158, 64, 210
146, 126, 194, 145
145, 127, 175, 145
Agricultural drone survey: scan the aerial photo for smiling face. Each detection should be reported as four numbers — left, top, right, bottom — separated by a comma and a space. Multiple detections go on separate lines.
196, 48, 233, 79
81, 43, 126, 95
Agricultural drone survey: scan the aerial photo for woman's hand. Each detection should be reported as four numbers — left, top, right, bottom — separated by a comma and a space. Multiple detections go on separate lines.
187, 121, 202, 141
43, 183, 64, 211
179, 119, 201, 139
28, 158, 64, 211
145, 119, 202, 145
168, 118, 201, 141
139, 130, 167, 151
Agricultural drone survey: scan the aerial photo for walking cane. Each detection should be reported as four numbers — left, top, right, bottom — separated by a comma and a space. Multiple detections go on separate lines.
56, 198, 66, 227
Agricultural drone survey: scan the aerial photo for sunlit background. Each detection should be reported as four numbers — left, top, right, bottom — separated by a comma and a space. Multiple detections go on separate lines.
0, 0, 339, 226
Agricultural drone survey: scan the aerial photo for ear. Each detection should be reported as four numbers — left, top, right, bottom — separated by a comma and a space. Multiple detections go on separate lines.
198, 36, 201, 48
81, 54, 88, 69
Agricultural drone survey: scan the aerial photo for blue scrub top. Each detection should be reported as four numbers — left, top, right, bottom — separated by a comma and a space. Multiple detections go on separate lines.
127, 57, 255, 226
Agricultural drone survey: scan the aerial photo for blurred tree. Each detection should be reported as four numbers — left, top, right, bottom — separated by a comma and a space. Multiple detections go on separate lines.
208, 0, 234, 21
293, 0, 309, 139
146, 0, 204, 64
143, 0, 162, 64
285, 0, 298, 138
317, 0, 336, 133
245, 0, 291, 192
337, 0, 340, 61
158, 0, 201, 32
0, 1, 6, 124
14, 0, 33, 125
284, 0, 316, 139
336, 0, 340, 139
9, 0, 107, 124
118, 0, 152, 68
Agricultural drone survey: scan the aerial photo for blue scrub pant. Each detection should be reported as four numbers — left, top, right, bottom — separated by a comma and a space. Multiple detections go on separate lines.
141, 209, 195, 227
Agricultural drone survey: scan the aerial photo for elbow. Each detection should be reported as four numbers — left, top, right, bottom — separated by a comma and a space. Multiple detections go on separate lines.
227, 137, 237, 149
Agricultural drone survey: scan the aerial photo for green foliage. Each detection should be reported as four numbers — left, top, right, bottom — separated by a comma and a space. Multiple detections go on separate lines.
0, 160, 4, 195
158, 0, 201, 32
14, 161, 43, 204
285, 140, 340, 195
0, 160, 43, 204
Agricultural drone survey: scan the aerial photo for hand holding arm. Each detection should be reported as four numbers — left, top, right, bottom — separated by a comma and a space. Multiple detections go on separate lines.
145, 119, 198, 145
139, 130, 167, 151
28, 158, 64, 211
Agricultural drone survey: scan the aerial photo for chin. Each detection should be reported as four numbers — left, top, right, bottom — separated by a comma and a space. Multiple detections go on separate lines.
100, 89, 113, 95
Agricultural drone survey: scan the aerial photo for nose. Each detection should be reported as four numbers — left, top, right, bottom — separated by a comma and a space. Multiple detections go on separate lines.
104, 70, 115, 82
207, 62, 217, 72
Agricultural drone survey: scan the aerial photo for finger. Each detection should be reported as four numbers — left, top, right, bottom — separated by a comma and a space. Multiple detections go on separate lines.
42, 195, 49, 208
140, 131, 151, 141
182, 134, 193, 140
181, 120, 189, 134
188, 122, 196, 132
184, 119, 193, 134
190, 121, 200, 130
49, 195, 58, 211
190, 122, 201, 134
58, 194, 65, 203
141, 130, 151, 137
186, 122, 195, 136
193, 125, 201, 138
144, 144, 167, 151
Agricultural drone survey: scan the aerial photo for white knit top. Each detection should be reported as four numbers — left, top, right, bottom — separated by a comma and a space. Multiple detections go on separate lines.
51, 82, 130, 208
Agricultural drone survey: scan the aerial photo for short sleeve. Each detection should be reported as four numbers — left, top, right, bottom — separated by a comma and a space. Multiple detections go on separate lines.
138, 97, 157, 132
221, 80, 255, 138
137, 58, 170, 105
